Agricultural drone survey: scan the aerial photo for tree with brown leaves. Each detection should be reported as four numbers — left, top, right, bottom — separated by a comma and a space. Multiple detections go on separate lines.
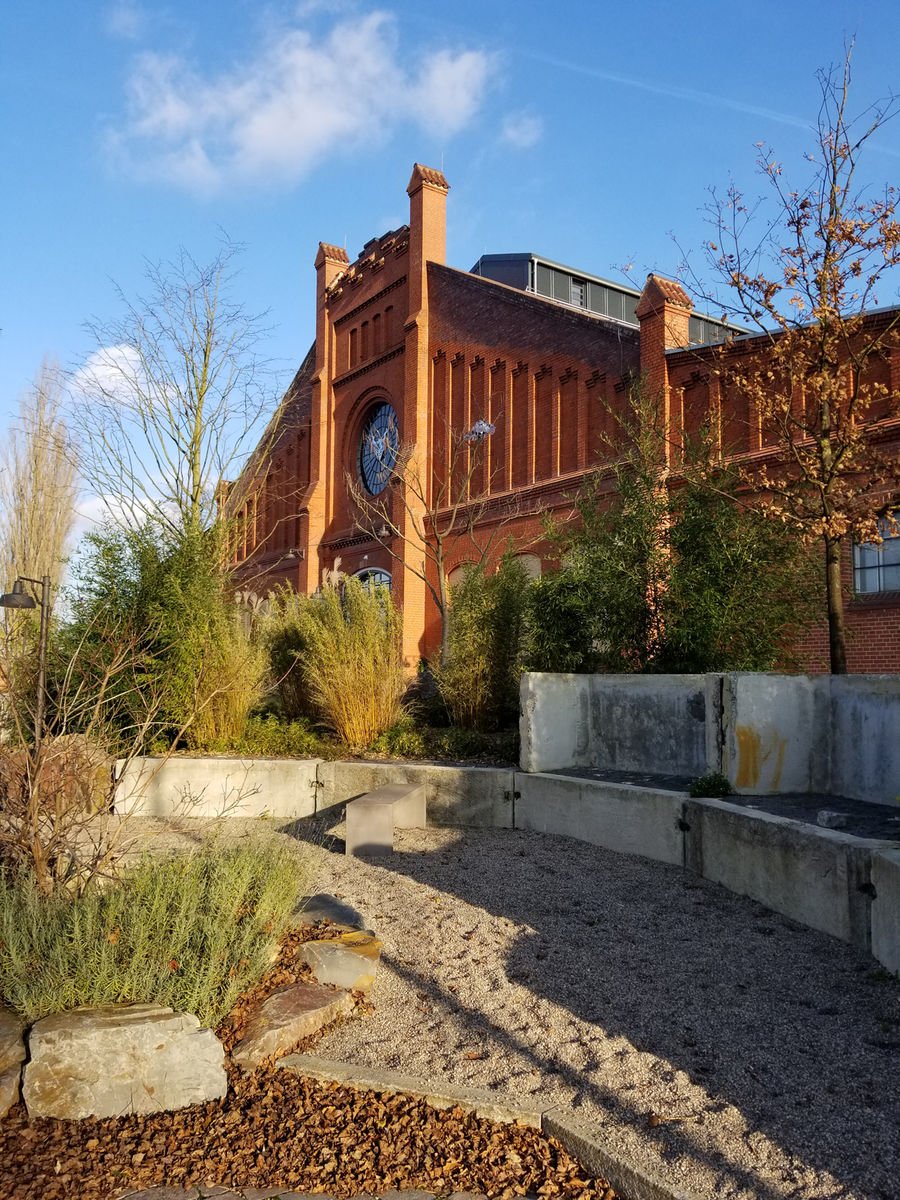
688, 48, 900, 672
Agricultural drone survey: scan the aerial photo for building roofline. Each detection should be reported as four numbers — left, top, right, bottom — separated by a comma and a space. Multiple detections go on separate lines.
470, 251, 642, 299
666, 301, 900, 355
433, 261, 642, 336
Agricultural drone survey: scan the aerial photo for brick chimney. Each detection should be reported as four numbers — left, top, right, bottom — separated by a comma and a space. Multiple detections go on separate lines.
406, 163, 449, 315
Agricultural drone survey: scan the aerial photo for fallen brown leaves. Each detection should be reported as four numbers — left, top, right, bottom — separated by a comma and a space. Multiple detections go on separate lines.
1, 1067, 617, 1200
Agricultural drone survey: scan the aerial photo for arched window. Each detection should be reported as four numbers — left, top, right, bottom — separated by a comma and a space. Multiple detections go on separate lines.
447, 562, 476, 592
358, 401, 400, 495
353, 567, 392, 591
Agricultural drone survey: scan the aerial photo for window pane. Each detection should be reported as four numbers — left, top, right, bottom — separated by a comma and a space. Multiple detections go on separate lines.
855, 563, 881, 593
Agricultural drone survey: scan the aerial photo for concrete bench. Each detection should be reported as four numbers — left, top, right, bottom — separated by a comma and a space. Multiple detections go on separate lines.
345, 783, 427, 856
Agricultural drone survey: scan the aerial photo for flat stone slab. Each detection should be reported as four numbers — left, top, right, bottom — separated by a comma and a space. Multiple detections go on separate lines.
231, 982, 353, 1068
23, 1004, 227, 1120
298, 932, 382, 992
0, 1007, 25, 1118
291, 892, 369, 931
277, 1053, 543, 1128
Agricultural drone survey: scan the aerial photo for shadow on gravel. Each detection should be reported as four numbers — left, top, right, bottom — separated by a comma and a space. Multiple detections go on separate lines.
281, 815, 900, 1200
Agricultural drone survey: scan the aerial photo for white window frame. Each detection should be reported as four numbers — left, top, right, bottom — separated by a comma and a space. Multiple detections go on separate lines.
853, 511, 900, 594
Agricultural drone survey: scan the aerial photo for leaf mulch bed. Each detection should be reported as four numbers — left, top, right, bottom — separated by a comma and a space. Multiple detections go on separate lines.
1, 1065, 618, 1200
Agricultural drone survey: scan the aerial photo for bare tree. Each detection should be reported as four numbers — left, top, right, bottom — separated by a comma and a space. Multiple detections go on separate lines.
683, 48, 900, 672
70, 243, 274, 538
0, 359, 78, 592
347, 419, 518, 665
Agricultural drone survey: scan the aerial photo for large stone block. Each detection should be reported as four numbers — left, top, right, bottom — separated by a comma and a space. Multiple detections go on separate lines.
0, 1007, 25, 1118
519, 673, 592, 773
316, 761, 513, 828
23, 1004, 227, 1119
588, 674, 718, 777
514, 773, 686, 866
722, 673, 830, 795
519, 672, 719, 777
115, 757, 321, 819
684, 799, 876, 947
231, 982, 353, 1068
829, 676, 900, 804
871, 848, 900, 974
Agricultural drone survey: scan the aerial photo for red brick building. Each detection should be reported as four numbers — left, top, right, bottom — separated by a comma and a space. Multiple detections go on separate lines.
227, 164, 900, 671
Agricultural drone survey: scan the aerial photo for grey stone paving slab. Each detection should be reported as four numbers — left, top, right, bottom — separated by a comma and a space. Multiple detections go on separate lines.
278, 1053, 544, 1127
543, 1106, 699, 1200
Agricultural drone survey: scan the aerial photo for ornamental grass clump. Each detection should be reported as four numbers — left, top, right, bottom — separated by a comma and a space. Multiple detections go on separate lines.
0, 838, 308, 1028
294, 576, 405, 749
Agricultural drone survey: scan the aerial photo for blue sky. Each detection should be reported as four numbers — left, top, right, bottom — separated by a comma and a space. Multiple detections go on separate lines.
3, 0, 900, 437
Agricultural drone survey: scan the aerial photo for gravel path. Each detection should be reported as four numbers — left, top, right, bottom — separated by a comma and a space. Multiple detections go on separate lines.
137, 817, 900, 1200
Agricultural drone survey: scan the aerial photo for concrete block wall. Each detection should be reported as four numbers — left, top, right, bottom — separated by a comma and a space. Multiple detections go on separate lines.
829, 676, 900, 804
520, 672, 720, 777
721, 674, 831, 795
521, 671, 900, 804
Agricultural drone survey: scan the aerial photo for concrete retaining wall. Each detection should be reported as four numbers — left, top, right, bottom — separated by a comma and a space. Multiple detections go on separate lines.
871, 849, 900, 974
683, 798, 874, 945
721, 674, 831, 795
521, 671, 900, 803
515, 773, 685, 866
316, 760, 515, 828
115, 756, 320, 819
830, 676, 900, 804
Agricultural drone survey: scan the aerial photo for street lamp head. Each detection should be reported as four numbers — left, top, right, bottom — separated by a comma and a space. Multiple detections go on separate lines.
0, 579, 37, 610
463, 419, 496, 444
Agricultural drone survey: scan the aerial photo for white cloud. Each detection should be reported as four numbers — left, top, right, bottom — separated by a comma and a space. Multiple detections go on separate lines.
501, 111, 543, 150
106, 11, 493, 194
105, 0, 145, 40
68, 344, 147, 408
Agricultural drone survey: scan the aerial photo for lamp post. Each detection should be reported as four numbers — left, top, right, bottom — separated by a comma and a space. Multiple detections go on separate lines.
0, 574, 52, 761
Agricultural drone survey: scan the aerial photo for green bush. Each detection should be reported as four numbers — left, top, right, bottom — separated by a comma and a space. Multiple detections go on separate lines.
221, 714, 338, 758
429, 725, 519, 762
688, 772, 732, 798
369, 714, 519, 763
370, 715, 428, 758
260, 587, 313, 721
438, 555, 530, 731
0, 838, 307, 1027
59, 523, 264, 750
659, 470, 819, 672
522, 396, 817, 675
